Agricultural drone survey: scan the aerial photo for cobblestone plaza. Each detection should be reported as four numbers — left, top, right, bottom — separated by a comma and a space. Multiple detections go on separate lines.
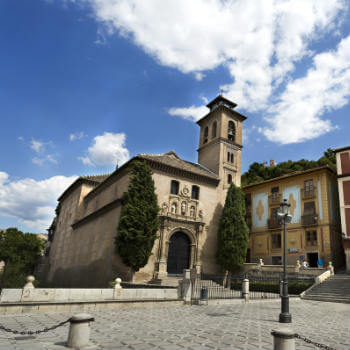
0, 299, 349, 350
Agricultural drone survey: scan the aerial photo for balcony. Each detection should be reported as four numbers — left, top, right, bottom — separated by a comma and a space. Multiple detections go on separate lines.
268, 217, 282, 229
301, 187, 316, 200
301, 213, 318, 226
268, 193, 281, 205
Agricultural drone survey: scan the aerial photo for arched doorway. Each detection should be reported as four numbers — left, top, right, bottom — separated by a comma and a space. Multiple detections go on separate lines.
167, 232, 191, 275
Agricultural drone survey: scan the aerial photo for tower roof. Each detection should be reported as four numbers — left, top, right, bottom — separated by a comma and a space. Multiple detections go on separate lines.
206, 94, 237, 111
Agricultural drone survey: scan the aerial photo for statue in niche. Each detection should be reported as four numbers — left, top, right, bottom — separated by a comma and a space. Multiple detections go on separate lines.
161, 202, 168, 215
181, 201, 187, 215
171, 202, 177, 214
198, 209, 203, 218
190, 206, 195, 217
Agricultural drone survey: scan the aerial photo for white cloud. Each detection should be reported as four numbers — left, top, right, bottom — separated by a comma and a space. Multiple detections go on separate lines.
18, 136, 24, 141
70, 131, 86, 141
194, 72, 205, 81
168, 105, 208, 122
78, 132, 130, 167
32, 157, 45, 166
32, 154, 58, 166
75, 0, 348, 142
262, 35, 350, 144
30, 139, 45, 153
0, 171, 77, 231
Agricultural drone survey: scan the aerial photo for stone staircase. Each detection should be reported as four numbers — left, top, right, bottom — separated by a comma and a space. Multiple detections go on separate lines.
302, 274, 350, 303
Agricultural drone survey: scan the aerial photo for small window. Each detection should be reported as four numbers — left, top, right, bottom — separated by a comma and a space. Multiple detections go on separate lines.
304, 179, 314, 191
212, 121, 217, 138
271, 186, 279, 193
227, 152, 234, 163
306, 230, 317, 246
170, 180, 179, 195
271, 234, 281, 249
204, 127, 209, 143
304, 201, 316, 214
228, 121, 235, 142
271, 207, 279, 219
191, 185, 200, 200
227, 174, 232, 184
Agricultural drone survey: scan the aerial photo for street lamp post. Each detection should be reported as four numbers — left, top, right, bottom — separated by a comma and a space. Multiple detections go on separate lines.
277, 199, 292, 323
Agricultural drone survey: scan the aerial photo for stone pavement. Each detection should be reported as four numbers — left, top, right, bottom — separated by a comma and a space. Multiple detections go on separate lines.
0, 299, 349, 349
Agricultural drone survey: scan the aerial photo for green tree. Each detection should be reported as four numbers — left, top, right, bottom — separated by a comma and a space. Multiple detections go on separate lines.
115, 160, 160, 279
217, 183, 249, 272
0, 228, 45, 287
241, 149, 336, 186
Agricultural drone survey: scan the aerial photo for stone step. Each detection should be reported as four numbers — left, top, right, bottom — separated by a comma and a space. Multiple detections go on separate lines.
302, 274, 350, 303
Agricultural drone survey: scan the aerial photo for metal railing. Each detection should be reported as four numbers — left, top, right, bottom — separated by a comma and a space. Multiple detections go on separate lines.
269, 193, 281, 205
301, 214, 318, 226
268, 218, 282, 229
301, 187, 316, 199
191, 273, 285, 301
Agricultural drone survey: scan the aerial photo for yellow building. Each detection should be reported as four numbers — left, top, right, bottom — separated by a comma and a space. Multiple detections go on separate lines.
243, 166, 344, 268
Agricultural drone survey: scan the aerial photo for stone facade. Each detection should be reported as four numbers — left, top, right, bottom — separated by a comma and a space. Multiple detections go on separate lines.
243, 166, 344, 268
40, 95, 247, 287
334, 146, 350, 272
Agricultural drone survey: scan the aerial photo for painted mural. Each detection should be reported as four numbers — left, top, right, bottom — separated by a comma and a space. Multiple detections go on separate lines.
282, 186, 301, 223
252, 192, 268, 228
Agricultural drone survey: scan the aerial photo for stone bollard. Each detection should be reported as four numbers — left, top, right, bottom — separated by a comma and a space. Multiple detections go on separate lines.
113, 278, 122, 299
295, 260, 301, 272
21, 276, 36, 302
182, 269, 192, 304
23, 275, 35, 288
114, 278, 122, 289
327, 262, 334, 275
271, 328, 295, 350
67, 313, 94, 349
242, 278, 249, 301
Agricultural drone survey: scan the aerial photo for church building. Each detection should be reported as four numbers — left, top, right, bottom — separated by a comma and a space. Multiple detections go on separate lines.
40, 95, 247, 287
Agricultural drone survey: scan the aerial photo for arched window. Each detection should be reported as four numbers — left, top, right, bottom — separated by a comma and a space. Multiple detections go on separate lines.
204, 126, 209, 143
227, 152, 231, 162
230, 153, 234, 163
228, 174, 232, 184
228, 121, 235, 142
212, 121, 217, 138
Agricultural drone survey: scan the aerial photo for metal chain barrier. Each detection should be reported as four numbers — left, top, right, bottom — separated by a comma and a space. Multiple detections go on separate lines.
295, 333, 337, 350
0, 318, 71, 335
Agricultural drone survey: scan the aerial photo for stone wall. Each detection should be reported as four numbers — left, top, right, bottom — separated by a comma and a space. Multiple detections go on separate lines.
0, 288, 179, 303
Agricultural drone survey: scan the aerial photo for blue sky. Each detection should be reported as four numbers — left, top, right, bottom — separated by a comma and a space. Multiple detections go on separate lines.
0, 0, 349, 233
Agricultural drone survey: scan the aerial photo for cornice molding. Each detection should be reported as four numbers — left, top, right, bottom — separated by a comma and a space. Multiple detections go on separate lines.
143, 158, 219, 186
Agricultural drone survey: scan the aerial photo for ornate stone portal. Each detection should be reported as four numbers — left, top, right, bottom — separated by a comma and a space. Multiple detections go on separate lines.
155, 215, 204, 280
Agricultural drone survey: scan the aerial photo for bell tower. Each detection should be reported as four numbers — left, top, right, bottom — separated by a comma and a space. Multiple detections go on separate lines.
197, 95, 247, 189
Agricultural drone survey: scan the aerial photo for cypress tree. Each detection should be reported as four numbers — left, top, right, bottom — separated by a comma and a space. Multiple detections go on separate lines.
115, 160, 160, 277
217, 183, 249, 272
